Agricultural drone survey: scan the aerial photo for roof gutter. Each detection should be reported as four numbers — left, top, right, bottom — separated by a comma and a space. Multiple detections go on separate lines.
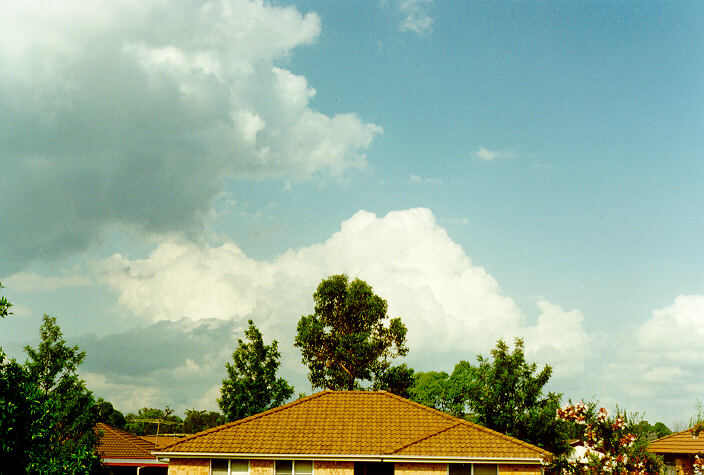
152, 452, 544, 465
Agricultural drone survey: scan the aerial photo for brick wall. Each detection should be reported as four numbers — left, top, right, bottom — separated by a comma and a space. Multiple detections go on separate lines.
394, 462, 447, 475
498, 464, 542, 475
251, 459, 276, 475
167, 458, 209, 475
314, 461, 355, 475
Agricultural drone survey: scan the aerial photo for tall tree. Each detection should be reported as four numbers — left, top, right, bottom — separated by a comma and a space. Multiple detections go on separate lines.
23, 314, 102, 472
182, 409, 226, 433
456, 338, 570, 455
218, 320, 294, 421
1, 310, 102, 473
295, 274, 408, 390
372, 364, 415, 398
96, 398, 127, 429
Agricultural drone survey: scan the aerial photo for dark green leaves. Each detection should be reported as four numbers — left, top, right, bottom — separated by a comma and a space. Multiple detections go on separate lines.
218, 320, 294, 421
295, 274, 408, 391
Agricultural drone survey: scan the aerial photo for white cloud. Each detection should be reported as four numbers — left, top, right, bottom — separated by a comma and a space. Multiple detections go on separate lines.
476, 147, 515, 161
0, 0, 381, 274
593, 295, 704, 424
409, 174, 441, 185
94, 208, 588, 368
398, 0, 434, 36
524, 300, 590, 377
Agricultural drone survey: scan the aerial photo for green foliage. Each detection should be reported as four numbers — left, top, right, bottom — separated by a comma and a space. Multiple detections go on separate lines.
295, 274, 408, 390
218, 319, 294, 421
125, 407, 183, 436
409, 371, 453, 413
182, 409, 226, 433
1, 312, 103, 474
372, 364, 415, 398
96, 398, 126, 429
25, 315, 87, 395
444, 339, 570, 455
0, 283, 11, 319
0, 352, 57, 472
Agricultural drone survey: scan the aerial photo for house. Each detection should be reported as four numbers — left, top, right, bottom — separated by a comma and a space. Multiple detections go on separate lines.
96, 422, 169, 474
648, 428, 704, 475
154, 390, 550, 475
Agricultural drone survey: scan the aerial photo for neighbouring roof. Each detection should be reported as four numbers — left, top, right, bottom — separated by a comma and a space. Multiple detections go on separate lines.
649, 429, 704, 455
97, 423, 167, 466
156, 391, 550, 462
140, 434, 186, 449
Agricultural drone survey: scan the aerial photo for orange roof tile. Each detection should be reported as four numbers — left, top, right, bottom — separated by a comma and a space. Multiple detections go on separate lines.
96, 423, 165, 464
140, 434, 186, 449
157, 391, 549, 462
649, 429, 704, 455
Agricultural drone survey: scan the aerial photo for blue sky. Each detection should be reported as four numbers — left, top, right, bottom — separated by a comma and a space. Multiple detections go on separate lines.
1, 0, 703, 427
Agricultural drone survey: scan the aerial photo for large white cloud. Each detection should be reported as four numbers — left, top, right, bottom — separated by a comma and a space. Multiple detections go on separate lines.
0, 0, 381, 273
94, 208, 588, 378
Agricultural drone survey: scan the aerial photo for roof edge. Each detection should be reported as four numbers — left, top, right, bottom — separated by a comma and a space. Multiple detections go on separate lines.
153, 451, 544, 464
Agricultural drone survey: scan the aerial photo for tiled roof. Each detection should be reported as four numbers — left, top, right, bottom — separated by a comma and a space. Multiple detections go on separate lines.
649, 429, 704, 454
96, 423, 161, 460
157, 391, 549, 461
140, 434, 185, 449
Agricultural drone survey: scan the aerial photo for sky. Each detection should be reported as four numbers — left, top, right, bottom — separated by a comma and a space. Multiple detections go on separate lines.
1, 0, 703, 428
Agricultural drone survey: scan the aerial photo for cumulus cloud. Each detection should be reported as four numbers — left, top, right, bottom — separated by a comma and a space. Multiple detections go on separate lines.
397, 0, 434, 36
593, 295, 704, 423
93, 208, 588, 374
476, 147, 514, 161
0, 0, 381, 274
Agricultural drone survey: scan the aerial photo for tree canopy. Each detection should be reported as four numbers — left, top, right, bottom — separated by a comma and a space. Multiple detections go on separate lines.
218, 319, 294, 421
1, 311, 102, 473
183, 409, 226, 433
295, 274, 408, 390
0, 282, 11, 319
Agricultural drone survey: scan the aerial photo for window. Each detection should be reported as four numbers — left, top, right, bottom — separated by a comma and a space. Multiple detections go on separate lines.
276, 460, 313, 475
211, 459, 249, 475
448, 464, 497, 475
472, 465, 497, 475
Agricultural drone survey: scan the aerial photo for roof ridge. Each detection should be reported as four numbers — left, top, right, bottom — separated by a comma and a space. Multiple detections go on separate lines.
455, 419, 551, 456
652, 428, 693, 443
159, 391, 333, 452
386, 421, 463, 455
97, 422, 156, 449
370, 395, 550, 457
376, 390, 465, 423
97, 422, 158, 458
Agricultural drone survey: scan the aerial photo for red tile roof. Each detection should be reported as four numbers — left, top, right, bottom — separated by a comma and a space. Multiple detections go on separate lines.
96, 423, 166, 466
156, 391, 549, 462
649, 429, 704, 455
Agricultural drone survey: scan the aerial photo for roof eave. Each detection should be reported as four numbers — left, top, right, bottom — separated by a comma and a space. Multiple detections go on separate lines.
152, 452, 544, 465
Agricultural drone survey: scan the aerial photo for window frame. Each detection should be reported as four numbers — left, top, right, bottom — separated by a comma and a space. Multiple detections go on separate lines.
276, 460, 314, 475
210, 458, 250, 475
447, 463, 498, 475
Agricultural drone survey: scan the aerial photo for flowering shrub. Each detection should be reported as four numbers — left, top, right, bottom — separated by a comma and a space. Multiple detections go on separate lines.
549, 403, 662, 474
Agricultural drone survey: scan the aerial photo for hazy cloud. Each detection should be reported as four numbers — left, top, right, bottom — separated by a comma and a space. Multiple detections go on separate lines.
476, 147, 515, 161
0, 0, 381, 274
397, 0, 434, 36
